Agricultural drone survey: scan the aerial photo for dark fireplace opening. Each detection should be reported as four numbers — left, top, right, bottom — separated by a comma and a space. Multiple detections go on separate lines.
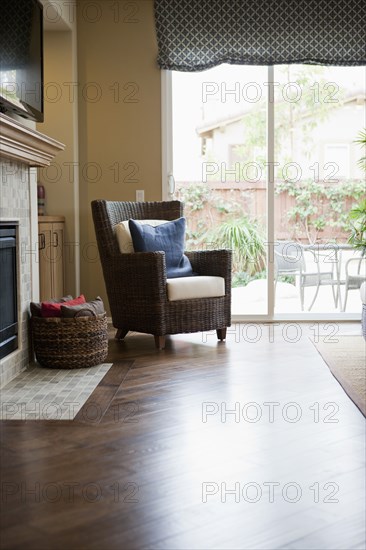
0, 225, 18, 360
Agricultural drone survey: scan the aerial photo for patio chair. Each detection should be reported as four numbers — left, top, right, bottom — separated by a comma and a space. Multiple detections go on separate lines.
91, 200, 232, 349
342, 254, 366, 312
274, 241, 340, 311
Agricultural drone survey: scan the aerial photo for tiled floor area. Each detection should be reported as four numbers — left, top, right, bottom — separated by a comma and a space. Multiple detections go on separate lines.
0, 363, 113, 420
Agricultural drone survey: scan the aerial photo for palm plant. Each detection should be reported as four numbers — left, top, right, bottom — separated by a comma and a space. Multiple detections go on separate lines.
208, 216, 266, 275
355, 129, 366, 172
348, 199, 366, 252
348, 130, 366, 251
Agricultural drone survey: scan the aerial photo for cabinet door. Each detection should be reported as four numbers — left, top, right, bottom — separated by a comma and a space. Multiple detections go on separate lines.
38, 221, 65, 301
38, 223, 53, 301
51, 223, 64, 299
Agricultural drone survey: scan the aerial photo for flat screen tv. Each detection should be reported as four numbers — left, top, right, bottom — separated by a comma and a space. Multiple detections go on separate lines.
0, 0, 44, 122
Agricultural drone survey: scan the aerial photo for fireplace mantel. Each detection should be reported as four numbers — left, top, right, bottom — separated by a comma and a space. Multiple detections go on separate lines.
0, 113, 65, 166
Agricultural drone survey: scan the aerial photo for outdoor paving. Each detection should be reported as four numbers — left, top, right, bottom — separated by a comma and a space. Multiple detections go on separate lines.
232, 248, 365, 315
232, 280, 362, 315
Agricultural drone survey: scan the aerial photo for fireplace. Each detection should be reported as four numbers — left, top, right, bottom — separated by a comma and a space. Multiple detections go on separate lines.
0, 224, 18, 360
0, 114, 64, 387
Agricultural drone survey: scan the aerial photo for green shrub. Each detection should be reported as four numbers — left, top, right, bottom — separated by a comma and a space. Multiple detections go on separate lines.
207, 216, 266, 275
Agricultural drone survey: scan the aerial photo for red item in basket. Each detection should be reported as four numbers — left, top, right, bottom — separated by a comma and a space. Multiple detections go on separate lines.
41, 295, 86, 318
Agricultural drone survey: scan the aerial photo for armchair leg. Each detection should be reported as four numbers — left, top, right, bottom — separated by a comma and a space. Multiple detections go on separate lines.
216, 328, 227, 341
115, 328, 128, 340
154, 335, 166, 350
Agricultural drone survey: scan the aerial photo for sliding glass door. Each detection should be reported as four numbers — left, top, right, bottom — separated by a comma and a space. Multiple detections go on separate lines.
168, 64, 366, 319
172, 65, 268, 315
273, 65, 366, 315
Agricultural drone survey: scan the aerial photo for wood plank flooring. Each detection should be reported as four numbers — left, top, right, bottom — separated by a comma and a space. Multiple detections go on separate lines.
1, 324, 365, 550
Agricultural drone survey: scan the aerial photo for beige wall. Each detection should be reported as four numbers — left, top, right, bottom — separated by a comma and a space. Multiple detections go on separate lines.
37, 30, 78, 297
36, 0, 161, 309
77, 0, 161, 306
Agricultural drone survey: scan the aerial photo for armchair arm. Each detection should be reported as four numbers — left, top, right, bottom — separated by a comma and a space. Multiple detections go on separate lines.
104, 251, 167, 303
186, 249, 232, 293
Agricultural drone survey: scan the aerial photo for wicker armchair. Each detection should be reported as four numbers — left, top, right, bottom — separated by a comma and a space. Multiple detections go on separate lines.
91, 200, 232, 349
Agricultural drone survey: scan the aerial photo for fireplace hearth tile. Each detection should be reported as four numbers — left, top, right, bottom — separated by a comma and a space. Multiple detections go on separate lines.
0, 363, 113, 420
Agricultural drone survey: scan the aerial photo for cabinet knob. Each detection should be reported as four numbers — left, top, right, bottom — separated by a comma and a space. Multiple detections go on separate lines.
39, 234, 45, 250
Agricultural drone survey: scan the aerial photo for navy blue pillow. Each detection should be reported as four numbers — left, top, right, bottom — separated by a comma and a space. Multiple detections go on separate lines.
128, 218, 194, 278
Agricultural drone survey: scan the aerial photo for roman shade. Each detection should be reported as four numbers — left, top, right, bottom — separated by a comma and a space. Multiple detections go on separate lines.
154, 0, 366, 71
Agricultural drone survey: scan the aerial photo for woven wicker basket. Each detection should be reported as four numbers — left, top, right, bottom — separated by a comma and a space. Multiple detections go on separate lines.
31, 314, 108, 369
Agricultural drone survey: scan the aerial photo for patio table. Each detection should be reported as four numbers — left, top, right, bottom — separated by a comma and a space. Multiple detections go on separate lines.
274, 242, 357, 311
301, 243, 357, 311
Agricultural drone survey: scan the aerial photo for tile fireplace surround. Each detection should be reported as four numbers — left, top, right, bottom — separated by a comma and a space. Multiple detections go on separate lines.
0, 114, 64, 387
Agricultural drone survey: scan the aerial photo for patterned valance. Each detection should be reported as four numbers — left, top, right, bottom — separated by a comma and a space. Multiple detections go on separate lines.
154, 0, 366, 71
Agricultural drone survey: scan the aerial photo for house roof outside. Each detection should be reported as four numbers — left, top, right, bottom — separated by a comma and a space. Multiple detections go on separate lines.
196, 91, 366, 137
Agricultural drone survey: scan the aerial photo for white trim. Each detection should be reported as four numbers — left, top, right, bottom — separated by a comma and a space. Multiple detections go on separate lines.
267, 65, 275, 317
232, 313, 361, 322
71, 16, 80, 296
161, 70, 173, 200
29, 167, 40, 302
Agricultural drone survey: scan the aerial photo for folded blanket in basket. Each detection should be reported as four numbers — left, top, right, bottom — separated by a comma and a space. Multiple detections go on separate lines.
60, 297, 105, 318
41, 295, 86, 317
30, 295, 73, 317
30, 295, 105, 318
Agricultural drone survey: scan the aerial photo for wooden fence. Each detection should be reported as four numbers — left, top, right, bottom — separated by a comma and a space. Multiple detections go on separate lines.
176, 180, 360, 244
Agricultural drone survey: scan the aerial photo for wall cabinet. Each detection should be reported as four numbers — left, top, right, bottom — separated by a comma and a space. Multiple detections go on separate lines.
38, 216, 65, 301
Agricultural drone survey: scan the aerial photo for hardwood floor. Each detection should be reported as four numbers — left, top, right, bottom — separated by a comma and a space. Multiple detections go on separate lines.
1, 324, 365, 550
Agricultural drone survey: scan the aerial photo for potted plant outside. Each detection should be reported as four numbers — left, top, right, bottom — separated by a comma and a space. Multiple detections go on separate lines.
348, 130, 366, 338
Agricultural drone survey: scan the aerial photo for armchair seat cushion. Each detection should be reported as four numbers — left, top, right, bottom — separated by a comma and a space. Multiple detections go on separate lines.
166, 276, 225, 301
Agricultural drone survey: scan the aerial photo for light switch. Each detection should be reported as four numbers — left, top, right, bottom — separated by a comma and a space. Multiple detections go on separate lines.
136, 190, 144, 202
